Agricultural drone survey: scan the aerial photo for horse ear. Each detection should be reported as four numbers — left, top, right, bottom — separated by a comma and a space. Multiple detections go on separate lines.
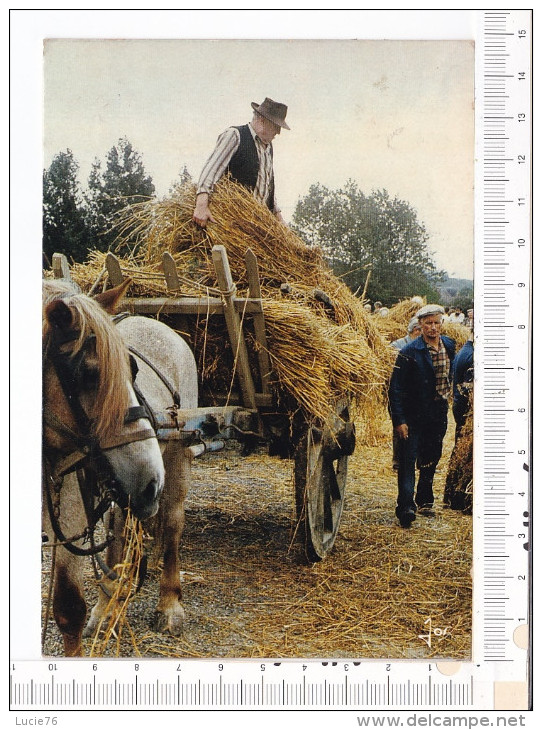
45, 299, 74, 331
94, 278, 132, 314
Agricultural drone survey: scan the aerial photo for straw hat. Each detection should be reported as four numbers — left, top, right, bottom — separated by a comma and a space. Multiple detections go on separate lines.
251, 98, 290, 130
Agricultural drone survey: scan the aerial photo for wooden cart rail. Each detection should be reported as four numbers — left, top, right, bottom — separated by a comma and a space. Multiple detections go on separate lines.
106, 247, 271, 412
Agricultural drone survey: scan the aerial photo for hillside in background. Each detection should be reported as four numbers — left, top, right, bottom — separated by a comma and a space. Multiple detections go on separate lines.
436, 276, 474, 305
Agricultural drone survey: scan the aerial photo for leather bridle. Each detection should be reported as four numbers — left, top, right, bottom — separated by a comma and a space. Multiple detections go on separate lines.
42, 326, 156, 557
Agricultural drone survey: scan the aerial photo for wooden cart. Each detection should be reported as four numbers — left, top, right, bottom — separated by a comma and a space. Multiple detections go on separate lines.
51, 246, 356, 561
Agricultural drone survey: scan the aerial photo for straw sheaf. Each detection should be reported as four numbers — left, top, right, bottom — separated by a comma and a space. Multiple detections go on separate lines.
372, 297, 427, 343
111, 179, 325, 291
445, 407, 474, 504
89, 510, 144, 657
262, 300, 392, 424
441, 321, 472, 349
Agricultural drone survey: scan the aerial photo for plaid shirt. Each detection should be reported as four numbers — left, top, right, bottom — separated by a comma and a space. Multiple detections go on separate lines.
427, 338, 451, 399
196, 123, 279, 211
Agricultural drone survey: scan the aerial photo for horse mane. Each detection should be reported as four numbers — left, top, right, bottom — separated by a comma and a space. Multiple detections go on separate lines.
43, 279, 132, 443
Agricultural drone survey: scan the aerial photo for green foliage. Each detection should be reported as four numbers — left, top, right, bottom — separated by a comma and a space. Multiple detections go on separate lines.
292, 181, 445, 305
42, 150, 90, 264
84, 137, 155, 254
453, 285, 474, 312
168, 165, 193, 195
43, 139, 157, 263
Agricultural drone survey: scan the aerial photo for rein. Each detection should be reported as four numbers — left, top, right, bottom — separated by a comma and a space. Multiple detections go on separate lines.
43, 458, 116, 557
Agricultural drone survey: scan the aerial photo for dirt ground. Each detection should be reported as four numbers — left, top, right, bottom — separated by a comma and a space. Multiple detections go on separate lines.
41, 419, 472, 660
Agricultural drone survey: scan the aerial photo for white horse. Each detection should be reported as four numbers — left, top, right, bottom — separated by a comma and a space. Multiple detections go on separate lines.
43, 279, 197, 654
84, 313, 198, 640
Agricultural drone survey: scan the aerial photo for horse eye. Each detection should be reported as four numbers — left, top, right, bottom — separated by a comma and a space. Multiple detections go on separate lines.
79, 365, 100, 390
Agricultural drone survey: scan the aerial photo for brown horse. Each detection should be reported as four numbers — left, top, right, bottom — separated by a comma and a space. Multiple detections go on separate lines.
42, 279, 198, 655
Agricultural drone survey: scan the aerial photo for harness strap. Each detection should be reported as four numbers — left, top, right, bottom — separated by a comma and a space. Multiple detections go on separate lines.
43, 409, 91, 452
132, 381, 158, 432
47, 448, 89, 480
128, 345, 181, 408
125, 405, 148, 423
100, 428, 157, 451
43, 462, 114, 557
48, 350, 94, 435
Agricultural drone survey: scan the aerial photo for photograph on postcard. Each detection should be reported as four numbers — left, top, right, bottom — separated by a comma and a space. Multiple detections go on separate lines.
41, 38, 474, 660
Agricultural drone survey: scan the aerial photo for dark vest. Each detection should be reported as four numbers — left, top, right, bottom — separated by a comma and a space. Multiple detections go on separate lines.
226, 124, 275, 210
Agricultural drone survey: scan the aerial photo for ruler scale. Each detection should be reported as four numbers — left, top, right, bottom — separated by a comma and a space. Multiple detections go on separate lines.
475, 9, 531, 681
10, 10, 532, 712
10, 666, 478, 709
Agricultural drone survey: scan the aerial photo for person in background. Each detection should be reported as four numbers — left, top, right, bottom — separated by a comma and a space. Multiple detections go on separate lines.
390, 317, 423, 469
450, 333, 474, 439
448, 307, 465, 324
388, 304, 456, 527
391, 317, 422, 350
444, 331, 474, 510
192, 97, 290, 228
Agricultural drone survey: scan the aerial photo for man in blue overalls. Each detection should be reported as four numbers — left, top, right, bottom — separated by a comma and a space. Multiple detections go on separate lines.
388, 305, 456, 527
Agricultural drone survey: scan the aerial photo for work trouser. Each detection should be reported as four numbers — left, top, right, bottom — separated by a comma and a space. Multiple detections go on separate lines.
395, 398, 448, 516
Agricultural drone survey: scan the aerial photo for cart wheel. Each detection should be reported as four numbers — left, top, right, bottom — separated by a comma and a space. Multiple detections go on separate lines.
294, 400, 355, 562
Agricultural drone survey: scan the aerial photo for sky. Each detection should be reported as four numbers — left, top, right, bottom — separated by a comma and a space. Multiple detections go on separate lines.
41, 31, 474, 280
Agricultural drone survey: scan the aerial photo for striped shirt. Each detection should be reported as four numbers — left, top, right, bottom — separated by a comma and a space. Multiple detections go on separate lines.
196, 124, 279, 212
427, 338, 451, 399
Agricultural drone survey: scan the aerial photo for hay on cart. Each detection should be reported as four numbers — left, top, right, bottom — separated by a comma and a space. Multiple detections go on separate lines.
69, 179, 396, 430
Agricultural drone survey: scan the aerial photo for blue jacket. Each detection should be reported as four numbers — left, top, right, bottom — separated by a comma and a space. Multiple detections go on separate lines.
388, 335, 456, 428
391, 334, 416, 350
452, 339, 474, 426
452, 339, 474, 406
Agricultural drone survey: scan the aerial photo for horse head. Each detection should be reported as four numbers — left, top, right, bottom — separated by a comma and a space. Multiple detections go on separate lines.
42, 279, 165, 520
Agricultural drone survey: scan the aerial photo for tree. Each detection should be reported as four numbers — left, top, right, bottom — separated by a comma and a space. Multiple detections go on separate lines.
292, 181, 445, 305
43, 149, 90, 264
168, 165, 193, 195
85, 137, 155, 253
453, 285, 474, 312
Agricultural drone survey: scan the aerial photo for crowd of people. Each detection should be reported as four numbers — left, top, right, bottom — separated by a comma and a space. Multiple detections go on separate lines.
365, 301, 474, 331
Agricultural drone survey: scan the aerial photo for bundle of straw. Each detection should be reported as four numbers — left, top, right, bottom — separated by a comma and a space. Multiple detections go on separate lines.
444, 405, 473, 514
371, 297, 427, 343
89, 510, 144, 657
111, 179, 326, 292
262, 299, 390, 424
442, 321, 472, 349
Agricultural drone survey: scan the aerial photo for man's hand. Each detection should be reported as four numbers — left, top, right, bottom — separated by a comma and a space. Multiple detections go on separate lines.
395, 423, 409, 440
192, 193, 216, 228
